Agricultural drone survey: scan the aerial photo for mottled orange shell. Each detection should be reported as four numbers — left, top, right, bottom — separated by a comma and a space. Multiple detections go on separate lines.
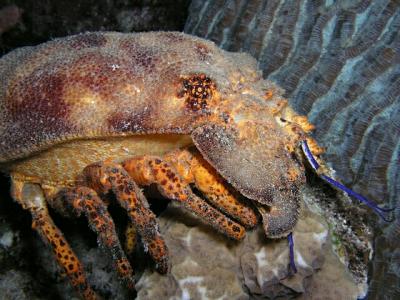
0, 31, 307, 207
0, 31, 264, 163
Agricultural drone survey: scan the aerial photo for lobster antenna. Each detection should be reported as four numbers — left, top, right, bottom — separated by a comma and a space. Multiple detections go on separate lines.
301, 140, 396, 222
288, 232, 297, 274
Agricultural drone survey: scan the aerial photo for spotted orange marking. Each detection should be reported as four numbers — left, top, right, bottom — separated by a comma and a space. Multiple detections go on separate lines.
31, 208, 97, 300
178, 74, 216, 112
124, 223, 137, 256
178, 151, 258, 228
82, 162, 169, 274
123, 154, 246, 240
264, 90, 274, 100
59, 186, 135, 289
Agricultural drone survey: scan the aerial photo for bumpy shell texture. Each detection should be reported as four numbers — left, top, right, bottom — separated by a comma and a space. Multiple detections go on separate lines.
0, 31, 261, 163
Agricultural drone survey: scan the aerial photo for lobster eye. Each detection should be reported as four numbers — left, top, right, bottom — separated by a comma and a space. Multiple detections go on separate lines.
178, 74, 216, 112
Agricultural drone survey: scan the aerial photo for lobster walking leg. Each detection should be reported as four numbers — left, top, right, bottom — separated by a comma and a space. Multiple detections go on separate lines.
11, 180, 98, 300
81, 162, 169, 274
123, 155, 246, 240
56, 186, 135, 289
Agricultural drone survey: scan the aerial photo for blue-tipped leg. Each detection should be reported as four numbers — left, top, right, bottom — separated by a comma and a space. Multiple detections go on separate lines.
301, 140, 396, 222
288, 232, 297, 274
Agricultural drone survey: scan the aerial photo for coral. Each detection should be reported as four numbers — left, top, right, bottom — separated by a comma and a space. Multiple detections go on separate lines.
136, 187, 366, 299
136, 204, 247, 300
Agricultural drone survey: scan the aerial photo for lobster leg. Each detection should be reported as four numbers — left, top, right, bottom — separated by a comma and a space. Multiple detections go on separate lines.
163, 149, 258, 228
81, 162, 169, 274
10, 179, 98, 300
122, 155, 246, 240
124, 222, 137, 256
55, 186, 135, 289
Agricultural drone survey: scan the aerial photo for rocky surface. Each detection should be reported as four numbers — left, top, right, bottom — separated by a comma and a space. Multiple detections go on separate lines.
185, 1, 400, 298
